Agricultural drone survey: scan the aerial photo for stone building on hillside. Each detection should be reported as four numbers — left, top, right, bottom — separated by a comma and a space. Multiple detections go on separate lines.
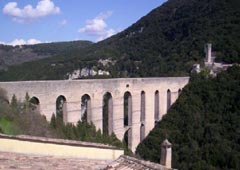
192, 43, 234, 76
204, 43, 234, 76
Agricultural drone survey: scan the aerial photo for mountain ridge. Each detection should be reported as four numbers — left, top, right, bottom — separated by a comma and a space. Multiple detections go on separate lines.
0, 0, 239, 81
0, 40, 93, 70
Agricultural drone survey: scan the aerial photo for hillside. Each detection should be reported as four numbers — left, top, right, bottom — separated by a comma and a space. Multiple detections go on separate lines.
0, 0, 239, 80
136, 66, 240, 170
0, 40, 92, 70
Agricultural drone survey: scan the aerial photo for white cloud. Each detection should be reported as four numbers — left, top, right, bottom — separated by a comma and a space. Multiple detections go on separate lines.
9, 39, 26, 46
96, 29, 115, 42
26, 39, 42, 45
78, 11, 116, 42
1, 38, 42, 46
60, 19, 67, 26
96, 11, 113, 20
3, 0, 60, 23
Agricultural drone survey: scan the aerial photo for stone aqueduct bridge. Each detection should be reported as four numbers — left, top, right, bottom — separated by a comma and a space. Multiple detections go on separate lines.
0, 77, 189, 152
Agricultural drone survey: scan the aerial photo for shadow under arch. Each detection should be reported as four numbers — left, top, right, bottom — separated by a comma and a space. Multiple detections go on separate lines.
56, 95, 67, 123
103, 92, 113, 135
140, 91, 145, 141
123, 127, 132, 152
178, 88, 182, 96
123, 91, 132, 150
167, 89, 171, 111
29, 96, 40, 112
81, 94, 91, 123
154, 90, 160, 124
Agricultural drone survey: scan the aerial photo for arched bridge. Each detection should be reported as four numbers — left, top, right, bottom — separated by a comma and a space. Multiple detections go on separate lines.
0, 77, 189, 152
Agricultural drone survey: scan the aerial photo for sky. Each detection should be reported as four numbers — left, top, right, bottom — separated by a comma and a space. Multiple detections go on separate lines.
0, 0, 166, 46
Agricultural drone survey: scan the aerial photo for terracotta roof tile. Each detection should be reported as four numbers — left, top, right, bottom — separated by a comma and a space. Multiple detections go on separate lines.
104, 155, 174, 170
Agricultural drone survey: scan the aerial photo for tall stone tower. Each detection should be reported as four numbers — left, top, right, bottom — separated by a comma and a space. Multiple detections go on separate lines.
206, 43, 212, 64
160, 139, 172, 169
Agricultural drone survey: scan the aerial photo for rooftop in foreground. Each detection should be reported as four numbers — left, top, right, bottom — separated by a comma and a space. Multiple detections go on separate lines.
0, 151, 109, 170
0, 134, 173, 170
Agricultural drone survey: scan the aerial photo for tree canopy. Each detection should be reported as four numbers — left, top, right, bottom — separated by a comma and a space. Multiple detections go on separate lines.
136, 66, 240, 170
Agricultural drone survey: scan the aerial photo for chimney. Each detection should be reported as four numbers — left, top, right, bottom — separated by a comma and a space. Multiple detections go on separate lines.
206, 43, 212, 63
160, 139, 172, 169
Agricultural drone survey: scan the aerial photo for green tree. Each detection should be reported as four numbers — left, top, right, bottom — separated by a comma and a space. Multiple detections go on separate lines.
10, 95, 18, 113
50, 114, 56, 129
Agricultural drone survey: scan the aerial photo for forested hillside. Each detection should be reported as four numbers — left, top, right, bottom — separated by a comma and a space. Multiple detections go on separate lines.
0, 40, 92, 70
136, 66, 240, 170
0, 0, 239, 81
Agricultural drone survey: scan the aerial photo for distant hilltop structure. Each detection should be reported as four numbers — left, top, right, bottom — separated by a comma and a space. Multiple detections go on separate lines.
65, 58, 115, 80
192, 43, 234, 76
204, 43, 215, 66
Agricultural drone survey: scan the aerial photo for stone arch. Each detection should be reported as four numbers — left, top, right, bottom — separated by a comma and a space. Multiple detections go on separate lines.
81, 94, 91, 123
29, 96, 40, 112
140, 91, 145, 141
140, 124, 145, 142
167, 89, 171, 111
123, 128, 132, 151
140, 91, 145, 122
56, 95, 67, 123
178, 88, 182, 96
123, 91, 132, 150
154, 90, 160, 124
123, 91, 132, 127
103, 92, 113, 135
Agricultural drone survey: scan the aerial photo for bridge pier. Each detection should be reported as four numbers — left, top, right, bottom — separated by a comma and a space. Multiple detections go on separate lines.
131, 92, 141, 152
159, 91, 167, 120
112, 94, 124, 140
145, 90, 155, 137
171, 91, 179, 106
40, 100, 56, 121
91, 93, 103, 132
67, 101, 81, 124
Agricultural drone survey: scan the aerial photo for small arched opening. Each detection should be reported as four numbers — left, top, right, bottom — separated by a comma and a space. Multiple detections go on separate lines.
140, 91, 145, 140
154, 90, 160, 123
178, 88, 182, 96
56, 95, 67, 122
81, 94, 91, 123
140, 91, 145, 122
123, 128, 132, 151
124, 91, 132, 127
103, 92, 113, 135
29, 96, 40, 112
140, 124, 145, 142
167, 89, 171, 111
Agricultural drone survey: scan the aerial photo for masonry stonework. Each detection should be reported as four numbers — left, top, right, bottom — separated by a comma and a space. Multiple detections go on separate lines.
0, 77, 189, 152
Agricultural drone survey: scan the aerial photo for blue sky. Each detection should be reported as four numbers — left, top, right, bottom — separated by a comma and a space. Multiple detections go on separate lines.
0, 0, 166, 45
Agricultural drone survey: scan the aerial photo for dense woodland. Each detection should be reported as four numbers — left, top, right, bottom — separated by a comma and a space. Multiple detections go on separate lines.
0, 41, 92, 70
0, 0, 239, 80
136, 66, 240, 170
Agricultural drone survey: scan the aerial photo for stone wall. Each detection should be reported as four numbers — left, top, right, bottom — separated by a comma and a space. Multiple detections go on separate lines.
0, 134, 123, 160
